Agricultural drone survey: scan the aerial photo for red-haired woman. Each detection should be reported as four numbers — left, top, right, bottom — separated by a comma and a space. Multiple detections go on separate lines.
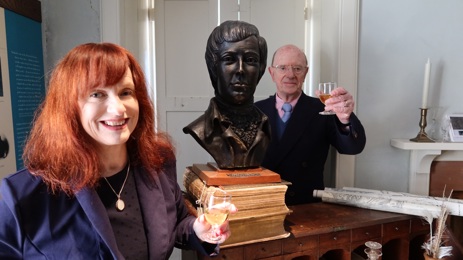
0, 42, 236, 259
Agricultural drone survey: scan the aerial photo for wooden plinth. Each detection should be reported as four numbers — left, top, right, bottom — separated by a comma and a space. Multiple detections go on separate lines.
191, 162, 281, 186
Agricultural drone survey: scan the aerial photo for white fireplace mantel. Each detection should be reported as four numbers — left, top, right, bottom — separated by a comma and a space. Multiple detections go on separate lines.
390, 138, 463, 196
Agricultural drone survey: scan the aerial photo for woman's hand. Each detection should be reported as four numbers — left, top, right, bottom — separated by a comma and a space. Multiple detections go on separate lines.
193, 203, 238, 244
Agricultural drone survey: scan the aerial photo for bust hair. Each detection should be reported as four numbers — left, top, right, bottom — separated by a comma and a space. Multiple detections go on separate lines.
205, 20, 267, 90
22, 42, 174, 194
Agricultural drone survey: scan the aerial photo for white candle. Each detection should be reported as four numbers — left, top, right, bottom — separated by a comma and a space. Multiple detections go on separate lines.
422, 58, 431, 108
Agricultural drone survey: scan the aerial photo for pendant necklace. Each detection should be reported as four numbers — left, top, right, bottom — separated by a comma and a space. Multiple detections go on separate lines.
104, 163, 130, 211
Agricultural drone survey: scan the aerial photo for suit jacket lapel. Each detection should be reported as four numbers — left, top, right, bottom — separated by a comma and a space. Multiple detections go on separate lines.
76, 188, 122, 259
134, 168, 169, 260
281, 93, 316, 140
76, 169, 170, 260
273, 93, 319, 165
261, 96, 282, 142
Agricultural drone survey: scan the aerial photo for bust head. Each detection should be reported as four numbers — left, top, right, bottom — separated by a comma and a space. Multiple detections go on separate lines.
205, 20, 267, 107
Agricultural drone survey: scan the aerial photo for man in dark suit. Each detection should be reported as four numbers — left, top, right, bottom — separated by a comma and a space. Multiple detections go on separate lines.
255, 44, 366, 205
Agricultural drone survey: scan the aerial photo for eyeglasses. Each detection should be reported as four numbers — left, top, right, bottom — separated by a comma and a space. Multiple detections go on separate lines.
272, 65, 307, 75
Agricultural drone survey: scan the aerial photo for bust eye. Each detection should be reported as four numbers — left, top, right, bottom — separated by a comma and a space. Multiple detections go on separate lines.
246, 56, 259, 63
220, 55, 235, 63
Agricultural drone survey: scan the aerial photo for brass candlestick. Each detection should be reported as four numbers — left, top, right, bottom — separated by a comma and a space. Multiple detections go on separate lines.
410, 108, 434, 142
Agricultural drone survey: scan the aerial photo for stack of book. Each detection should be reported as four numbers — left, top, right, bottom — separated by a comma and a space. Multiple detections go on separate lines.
183, 164, 291, 247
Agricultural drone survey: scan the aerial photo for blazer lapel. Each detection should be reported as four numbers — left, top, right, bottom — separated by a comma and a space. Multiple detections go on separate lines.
275, 93, 318, 165
134, 168, 169, 260
281, 94, 314, 138
76, 188, 123, 259
262, 97, 282, 143
256, 94, 320, 168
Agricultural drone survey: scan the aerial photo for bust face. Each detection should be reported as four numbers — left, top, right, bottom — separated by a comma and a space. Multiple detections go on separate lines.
216, 36, 261, 106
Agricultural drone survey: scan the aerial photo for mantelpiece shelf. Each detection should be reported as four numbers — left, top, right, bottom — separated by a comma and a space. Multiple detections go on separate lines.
391, 139, 463, 150
390, 138, 463, 196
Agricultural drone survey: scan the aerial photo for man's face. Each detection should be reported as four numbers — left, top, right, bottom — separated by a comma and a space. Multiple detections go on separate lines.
216, 36, 260, 106
269, 46, 308, 98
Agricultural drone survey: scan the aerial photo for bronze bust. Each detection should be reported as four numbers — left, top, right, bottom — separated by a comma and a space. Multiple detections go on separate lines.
183, 20, 271, 169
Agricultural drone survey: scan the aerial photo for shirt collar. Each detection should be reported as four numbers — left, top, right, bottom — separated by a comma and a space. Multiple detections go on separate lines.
275, 93, 301, 117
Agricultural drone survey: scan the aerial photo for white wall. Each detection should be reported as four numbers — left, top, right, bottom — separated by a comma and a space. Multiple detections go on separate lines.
355, 0, 463, 192
41, 0, 101, 82
38, 0, 463, 193
26, 1, 463, 259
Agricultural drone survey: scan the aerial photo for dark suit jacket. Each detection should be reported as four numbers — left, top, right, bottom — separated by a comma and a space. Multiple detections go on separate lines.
255, 93, 366, 205
0, 162, 213, 259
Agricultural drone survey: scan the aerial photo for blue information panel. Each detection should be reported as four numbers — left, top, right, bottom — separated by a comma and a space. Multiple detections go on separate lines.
5, 10, 45, 170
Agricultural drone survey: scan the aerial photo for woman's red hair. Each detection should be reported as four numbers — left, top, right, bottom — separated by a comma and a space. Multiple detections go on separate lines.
23, 42, 174, 194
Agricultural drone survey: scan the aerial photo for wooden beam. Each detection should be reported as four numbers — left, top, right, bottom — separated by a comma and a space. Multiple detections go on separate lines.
0, 0, 41, 23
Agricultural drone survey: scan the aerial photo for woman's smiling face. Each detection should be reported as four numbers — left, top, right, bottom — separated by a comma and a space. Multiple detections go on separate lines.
78, 68, 139, 148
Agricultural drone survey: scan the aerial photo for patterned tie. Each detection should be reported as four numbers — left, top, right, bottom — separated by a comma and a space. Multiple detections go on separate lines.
281, 103, 292, 122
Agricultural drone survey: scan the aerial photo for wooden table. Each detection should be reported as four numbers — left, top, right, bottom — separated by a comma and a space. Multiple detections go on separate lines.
199, 202, 429, 260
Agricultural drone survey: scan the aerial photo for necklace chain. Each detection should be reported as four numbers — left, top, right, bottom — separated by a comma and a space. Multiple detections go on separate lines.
104, 163, 130, 211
